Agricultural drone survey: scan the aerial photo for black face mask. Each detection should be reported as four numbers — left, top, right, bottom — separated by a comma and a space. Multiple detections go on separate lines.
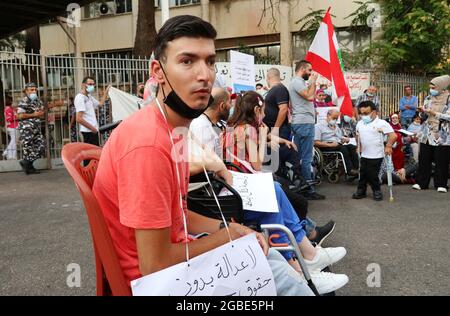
159, 62, 214, 120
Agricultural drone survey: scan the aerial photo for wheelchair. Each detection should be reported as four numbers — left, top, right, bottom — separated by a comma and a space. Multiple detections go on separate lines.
188, 166, 334, 296
314, 147, 353, 184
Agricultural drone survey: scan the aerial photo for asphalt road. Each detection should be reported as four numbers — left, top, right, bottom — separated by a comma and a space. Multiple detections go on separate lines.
0, 168, 449, 296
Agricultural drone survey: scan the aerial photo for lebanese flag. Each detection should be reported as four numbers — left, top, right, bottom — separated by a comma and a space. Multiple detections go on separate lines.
305, 7, 353, 117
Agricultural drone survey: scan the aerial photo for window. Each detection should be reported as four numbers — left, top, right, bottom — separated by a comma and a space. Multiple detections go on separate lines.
83, 0, 133, 19
154, 0, 200, 8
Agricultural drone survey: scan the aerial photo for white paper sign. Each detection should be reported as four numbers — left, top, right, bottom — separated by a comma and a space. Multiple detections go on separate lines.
216, 63, 293, 91
131, 234, 277, 297
220, 171, 279, 213
230, 51, 256, 93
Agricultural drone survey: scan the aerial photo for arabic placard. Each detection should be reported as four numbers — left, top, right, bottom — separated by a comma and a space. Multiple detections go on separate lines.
230, 51, 256, 93
220, 171, 279, 213
216, 63, 292, 91
131, 234, 277, 296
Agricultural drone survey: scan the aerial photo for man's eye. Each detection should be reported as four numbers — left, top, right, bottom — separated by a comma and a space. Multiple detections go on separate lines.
208, 59, 216, 66
182, 59, 192, 65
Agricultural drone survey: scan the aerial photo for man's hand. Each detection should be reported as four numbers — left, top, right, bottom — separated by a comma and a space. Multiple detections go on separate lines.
425, 108, 437, 116
35, 110, 45, 118
405, 105, 411, 110
284, 140, 298, 151
228, 223, 269, 256
342, 137, 350, 144
385, 145, 393, 156
309, 72, 318, 83
216, 168, 233, 186
328, 142, 339, 148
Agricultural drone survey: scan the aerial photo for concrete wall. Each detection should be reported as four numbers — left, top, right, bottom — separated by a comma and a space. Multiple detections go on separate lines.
39, 0, 365, 59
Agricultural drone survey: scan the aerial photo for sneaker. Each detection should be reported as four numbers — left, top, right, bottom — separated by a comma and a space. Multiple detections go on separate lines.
373, 191, 383, 201
309, 221, 336, 247
309, 271, 349, 295
304, 246, 347, 273
437, 187, 448, 193
412, 184, 422, 190
304, 192, 326, 200
352, 191, 367, 199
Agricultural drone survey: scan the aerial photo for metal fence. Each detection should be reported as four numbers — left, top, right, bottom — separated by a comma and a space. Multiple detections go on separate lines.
0, 50, 433, 171
369, 72, 432, 118
1, 51, 149, 169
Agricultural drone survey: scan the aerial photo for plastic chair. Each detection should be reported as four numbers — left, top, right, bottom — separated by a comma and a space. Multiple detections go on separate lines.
62, 142, 131, 296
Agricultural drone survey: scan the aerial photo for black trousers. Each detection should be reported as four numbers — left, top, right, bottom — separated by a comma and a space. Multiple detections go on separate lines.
81, 132, 100, 146
322, 144, 359, 172
416, 143, 450, 189
357, 158, 383, 193
81, 132, 100, 166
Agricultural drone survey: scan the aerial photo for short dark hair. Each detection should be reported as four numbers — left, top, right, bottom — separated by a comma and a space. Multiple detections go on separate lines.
295, 60, 311, 72
82, 76, 95, 84
153, 15, 217, 61
358, 100, 377, 112
256, 83, 263, 88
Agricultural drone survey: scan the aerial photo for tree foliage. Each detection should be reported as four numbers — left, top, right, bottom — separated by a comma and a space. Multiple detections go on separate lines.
294, 0, 450, 75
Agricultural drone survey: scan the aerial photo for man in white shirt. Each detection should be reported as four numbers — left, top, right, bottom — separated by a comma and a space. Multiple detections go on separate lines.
75, 76, 109, 146
190, 87, 231, 157
353, 101, 397, 201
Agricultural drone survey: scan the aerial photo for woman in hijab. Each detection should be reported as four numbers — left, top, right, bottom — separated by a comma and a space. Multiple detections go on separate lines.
413, 75, 450, 193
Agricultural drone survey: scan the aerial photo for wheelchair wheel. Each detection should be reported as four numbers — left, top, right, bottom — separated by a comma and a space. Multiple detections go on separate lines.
313, 148, 324, 185
328, 172, 340, 184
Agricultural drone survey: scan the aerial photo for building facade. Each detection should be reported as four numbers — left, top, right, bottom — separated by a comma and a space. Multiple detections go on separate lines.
39, 0, 372, 66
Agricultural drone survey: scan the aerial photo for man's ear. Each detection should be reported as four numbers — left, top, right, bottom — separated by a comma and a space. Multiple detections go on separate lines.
151, 60, 165, 84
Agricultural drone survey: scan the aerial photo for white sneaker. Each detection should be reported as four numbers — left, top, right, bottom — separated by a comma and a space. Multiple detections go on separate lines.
437, 187, 448, 193
304, 246, 347, 273
412, 184, 422, 190
309, 271, 349, 295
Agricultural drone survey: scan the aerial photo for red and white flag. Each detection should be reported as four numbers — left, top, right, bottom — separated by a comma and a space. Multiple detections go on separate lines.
305, 7, 353, 117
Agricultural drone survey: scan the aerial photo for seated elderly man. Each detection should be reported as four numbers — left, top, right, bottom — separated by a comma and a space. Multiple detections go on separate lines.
314, 109, 359, 176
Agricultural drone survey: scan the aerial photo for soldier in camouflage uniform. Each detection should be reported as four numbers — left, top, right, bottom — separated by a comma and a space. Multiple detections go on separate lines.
17, 82, 45, 174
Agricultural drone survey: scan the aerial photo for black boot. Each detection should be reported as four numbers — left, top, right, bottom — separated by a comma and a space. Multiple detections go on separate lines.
28, 161, 41, 174
19, 160, 30, 175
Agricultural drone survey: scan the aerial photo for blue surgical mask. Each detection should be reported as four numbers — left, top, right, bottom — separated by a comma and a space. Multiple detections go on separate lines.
343, 115, 352, 123
430, 89, 440, 97
361, 115, 373, 125
86, 85, 95, 94
367, 93, 374, 97
28, 93, 38, 101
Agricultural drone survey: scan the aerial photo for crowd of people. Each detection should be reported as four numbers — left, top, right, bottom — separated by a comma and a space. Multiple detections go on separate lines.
1, 14, 449, 296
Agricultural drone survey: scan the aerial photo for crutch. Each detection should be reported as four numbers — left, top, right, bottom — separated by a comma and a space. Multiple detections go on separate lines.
385, 154, 395, 202
261, 224, 320, 296
379, 130, 395, 202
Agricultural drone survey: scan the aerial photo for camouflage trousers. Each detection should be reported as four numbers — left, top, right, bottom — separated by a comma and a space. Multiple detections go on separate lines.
19, 125, 45, 162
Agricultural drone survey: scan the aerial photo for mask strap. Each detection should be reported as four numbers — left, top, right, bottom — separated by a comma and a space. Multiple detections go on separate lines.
155, 98, 191, 265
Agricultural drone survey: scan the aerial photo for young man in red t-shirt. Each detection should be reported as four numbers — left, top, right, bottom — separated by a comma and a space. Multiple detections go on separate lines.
93, 15, 270, 287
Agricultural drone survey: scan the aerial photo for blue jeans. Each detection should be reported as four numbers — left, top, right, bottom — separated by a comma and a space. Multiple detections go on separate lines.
244, 182, 306, 261
292, 123, 315, 193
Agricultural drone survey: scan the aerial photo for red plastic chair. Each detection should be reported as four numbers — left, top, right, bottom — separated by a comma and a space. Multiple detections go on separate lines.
62, 143, 131, 296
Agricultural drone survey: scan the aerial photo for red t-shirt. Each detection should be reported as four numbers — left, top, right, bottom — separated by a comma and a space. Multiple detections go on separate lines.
93, 105, 190, 286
